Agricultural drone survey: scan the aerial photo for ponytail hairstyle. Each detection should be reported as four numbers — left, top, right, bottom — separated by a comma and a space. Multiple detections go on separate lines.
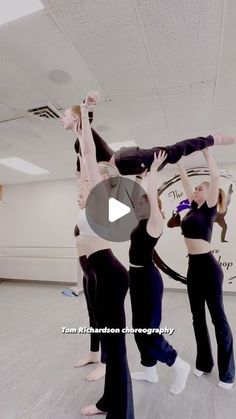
202, 181, 226, 214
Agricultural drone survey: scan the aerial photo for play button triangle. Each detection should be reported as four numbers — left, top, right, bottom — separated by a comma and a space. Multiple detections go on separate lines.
109, 198, 131, 222
85, 177, 150, 242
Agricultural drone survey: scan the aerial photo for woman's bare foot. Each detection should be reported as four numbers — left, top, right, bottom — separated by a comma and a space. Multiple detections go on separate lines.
214, 133, 236, 145
80, 404, 106, 416
74, 352, 100, 368
109, 154, 116, 165
86, 363, 106, 381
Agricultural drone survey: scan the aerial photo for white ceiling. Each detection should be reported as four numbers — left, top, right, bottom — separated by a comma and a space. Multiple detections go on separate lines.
0, 0, 236, 184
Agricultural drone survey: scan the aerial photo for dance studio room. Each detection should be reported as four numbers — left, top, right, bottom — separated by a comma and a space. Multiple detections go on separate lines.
0, 1, 236, 418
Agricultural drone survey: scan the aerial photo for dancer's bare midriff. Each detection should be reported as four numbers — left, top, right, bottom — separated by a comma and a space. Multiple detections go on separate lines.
76, 234, 110, 258
184, 237, 211, 255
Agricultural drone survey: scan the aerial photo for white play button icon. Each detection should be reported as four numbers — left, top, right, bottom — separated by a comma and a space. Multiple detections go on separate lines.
85, 177, 150, 242
108, 198, 131, 222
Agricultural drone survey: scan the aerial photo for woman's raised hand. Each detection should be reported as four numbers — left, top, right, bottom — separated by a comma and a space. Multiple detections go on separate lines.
84, 91, 100, 107
150, 150, 167, 172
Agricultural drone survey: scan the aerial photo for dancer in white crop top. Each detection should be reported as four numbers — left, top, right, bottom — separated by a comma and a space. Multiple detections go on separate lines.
72, 91, 134, 418
77, 208, 98, 237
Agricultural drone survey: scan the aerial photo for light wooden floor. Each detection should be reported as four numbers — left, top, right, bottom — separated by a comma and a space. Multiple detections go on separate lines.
0, 282, 235, 419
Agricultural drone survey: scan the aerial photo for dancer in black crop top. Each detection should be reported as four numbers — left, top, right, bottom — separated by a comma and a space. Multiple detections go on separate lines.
128, 151, 190, 394
60, 96, 236, 176
177, 148, 235, 389
181, 200, 217, 242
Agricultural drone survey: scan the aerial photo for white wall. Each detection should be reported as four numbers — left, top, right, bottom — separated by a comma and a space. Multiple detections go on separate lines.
0, 179, 78, 282
0, 163, 236, 291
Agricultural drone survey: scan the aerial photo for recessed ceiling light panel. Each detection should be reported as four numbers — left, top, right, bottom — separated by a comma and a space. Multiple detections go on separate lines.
0, 0, 44, 25
0, 157, 49, 175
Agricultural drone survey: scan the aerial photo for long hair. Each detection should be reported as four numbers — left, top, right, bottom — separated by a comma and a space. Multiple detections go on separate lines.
202, 181, 226, 214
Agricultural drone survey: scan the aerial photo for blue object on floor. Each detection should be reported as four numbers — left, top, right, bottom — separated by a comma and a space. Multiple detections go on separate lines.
62, 290, 74, 297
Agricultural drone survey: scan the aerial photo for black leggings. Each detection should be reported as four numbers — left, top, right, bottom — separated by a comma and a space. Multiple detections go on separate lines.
187, 252, 235, 383
115, 135, 214, 175
79, 256, 107, 363
129, 263, 177, 367
88, 249, 134, 419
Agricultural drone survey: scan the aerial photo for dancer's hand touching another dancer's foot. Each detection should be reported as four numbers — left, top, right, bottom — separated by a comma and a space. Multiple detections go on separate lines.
83, 91, 100, 108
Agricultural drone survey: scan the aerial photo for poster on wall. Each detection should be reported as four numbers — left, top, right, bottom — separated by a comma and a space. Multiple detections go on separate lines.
156, 167, 236, 292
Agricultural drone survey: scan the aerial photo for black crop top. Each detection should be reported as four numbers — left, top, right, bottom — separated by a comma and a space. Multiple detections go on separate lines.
181, 201, 217, 243
129, 219, 160, 265
74, 128, 114, 172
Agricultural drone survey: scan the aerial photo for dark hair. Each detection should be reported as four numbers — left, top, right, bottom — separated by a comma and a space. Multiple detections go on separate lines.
141, 193, 165, 219
74, 225, 80, 237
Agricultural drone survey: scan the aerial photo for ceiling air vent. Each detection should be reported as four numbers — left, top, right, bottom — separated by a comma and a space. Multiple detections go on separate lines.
27, 104, 61, 119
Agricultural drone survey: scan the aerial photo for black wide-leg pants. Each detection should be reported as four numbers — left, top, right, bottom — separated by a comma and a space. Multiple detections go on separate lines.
129, 263, 177, 367
187, 252, 235, 383
79, 255, 107, 363
115, 135, 214, 175
88, 249, 134, 419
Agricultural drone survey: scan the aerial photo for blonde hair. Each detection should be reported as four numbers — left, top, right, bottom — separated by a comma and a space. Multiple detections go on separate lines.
70, 105, 81, 117
98, 161, 119, 182
202, 181, 226, 214
96, 161, 120, 189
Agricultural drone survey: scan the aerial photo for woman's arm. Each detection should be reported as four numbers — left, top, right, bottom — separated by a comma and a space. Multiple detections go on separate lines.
76, 154, 90, 205
77, 153, 89, 182
146, 151, 167, 238
78, 92, 102, 188
202, 147, 220, 208
176, 160, 194, 203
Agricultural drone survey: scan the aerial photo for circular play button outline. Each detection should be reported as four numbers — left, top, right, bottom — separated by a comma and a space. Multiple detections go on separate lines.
85, 177, 150, 242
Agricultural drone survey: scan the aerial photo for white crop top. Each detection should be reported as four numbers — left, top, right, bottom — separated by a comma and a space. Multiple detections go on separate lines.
77, 208, 99, 237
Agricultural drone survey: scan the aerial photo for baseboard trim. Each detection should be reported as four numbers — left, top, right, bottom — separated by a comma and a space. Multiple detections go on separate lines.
0, 278, 77, 286
1, 279, 235, 295
164, 287, 236, 296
